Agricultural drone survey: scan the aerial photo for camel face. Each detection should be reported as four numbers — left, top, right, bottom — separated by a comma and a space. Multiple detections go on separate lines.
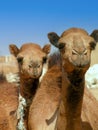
48, 28, 98, 72
58, 33, 94, 71
17, 52, 45, 78
9, 43, 51, 79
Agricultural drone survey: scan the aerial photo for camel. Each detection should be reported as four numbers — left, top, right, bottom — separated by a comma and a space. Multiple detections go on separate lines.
90, 29, 98, 66
28, 53, 62, 130
0, 73, 19, 130
48, 28, 98, 130
28, 28, 98, 130
9, 43, 51, 101
0, 42, 51, 130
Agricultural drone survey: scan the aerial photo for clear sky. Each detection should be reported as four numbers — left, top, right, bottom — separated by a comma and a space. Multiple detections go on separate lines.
0, 0, 98, 55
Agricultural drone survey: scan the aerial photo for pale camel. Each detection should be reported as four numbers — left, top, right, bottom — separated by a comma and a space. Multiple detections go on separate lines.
90, 29, 98, 66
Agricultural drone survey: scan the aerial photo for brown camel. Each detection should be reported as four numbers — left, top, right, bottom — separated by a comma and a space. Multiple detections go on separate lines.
0, 74, 19, 130
28, 28, 98, 130
48, 28, 98, 130
28, 53, 62, 130
0, 43, 51, 130
9, 43, 51, 101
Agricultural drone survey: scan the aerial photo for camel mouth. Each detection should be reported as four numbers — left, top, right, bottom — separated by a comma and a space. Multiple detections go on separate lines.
31, 73, 42, 79
69, 55, 90, 69
70, 58, 90, 68
32, 75, 40, 79
76, 64, 85, 68
72, 62, 89, 69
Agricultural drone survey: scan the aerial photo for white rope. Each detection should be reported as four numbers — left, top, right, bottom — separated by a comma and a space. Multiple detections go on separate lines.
17, 94, 27, 130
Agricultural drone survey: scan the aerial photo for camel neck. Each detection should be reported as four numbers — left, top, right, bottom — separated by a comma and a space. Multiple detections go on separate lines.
20, 75, 39, 100
61, 69, 85, 130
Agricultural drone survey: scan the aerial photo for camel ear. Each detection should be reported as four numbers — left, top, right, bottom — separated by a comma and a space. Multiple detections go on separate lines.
42, 44, 51, 54
9, 44, 20, 57
48, 32, 60, 48
90, 30, 98, 42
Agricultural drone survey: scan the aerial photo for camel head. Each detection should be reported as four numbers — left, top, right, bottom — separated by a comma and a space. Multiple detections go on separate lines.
48, 28, 98, 73
9, 43, 51, 79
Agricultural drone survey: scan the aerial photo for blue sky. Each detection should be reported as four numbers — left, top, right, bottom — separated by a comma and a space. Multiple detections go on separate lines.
0, 0, 98, 55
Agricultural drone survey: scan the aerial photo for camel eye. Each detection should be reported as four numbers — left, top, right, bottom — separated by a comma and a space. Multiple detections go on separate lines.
29, 64, 32, 68
72, 50, 77, 55
43, 57, 47, 63
36, 64, 40, 68
17, 56, 23, 64
83, 50, 87, 55
58, 43, 65, 49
